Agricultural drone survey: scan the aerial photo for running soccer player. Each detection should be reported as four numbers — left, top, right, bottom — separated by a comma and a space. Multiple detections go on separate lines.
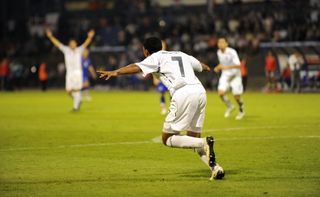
46, 29, 95, 111
82, 49, 97, 101
98, 37, 224, 180
214, 37, 245, 120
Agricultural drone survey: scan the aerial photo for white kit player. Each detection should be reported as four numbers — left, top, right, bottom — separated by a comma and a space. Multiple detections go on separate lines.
98, 37, 225, 180
214, 38, 245, 120
46, 29, 95, 111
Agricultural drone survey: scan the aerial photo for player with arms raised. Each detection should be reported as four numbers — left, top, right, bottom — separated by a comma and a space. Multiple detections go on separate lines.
98, 37, 224, 180
214, 37, 245, 120
46, 29, 95, 111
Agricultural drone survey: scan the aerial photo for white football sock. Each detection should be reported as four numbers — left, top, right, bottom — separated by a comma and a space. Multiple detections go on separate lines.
221, 95, 232, 108
72, 91, 81, 109
199, 154, 211, 170
166, 135, 205, 148
195, 147, 212, 170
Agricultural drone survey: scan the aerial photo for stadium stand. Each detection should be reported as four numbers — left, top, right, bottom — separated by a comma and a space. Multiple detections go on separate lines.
0, 0, 319, 91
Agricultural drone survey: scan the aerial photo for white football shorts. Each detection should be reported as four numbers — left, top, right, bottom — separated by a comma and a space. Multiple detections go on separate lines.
66, 72, 83, 91
218, 74, 243, 95
163, 84, 206, 134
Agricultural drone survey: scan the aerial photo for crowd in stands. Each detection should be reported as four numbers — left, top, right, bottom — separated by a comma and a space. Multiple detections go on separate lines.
0, 0, 319, 91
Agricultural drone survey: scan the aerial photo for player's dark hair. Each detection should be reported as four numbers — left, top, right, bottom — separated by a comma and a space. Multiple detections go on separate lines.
218, 37, 227, 42
68, 38, 76, 42
143, 37, 162, 54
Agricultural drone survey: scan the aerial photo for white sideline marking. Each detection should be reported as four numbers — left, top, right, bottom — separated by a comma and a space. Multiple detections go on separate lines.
0, 141, 151, 152
151, 136, 162, 143
0, 124, 319, 152
0, 136, 319, 152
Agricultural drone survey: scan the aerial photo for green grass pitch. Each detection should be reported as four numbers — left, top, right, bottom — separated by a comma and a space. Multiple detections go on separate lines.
0, 90, 319, 197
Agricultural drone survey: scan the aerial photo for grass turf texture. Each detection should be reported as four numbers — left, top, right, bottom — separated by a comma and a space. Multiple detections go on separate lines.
0, 91, 319, 197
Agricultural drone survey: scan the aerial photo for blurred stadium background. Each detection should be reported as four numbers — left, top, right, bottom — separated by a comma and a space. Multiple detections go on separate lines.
0, 0, 320, 92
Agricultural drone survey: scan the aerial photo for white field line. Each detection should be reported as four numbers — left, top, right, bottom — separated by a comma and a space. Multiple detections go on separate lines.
0, 124, 319, 152
0, 141, 151, 152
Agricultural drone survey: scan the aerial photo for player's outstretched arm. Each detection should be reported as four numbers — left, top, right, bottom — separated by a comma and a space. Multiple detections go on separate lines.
221, 64, 241, 70
214, 64, 240, 73
97, 64, 142, 80
82, 30, 95, 48
46, 29, 62, 48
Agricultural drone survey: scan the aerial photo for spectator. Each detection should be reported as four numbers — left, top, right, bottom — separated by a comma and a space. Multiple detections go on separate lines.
38, 62, 48, 91
9, 60, 24, 90
0, 58, 10, 91
288, 51, 304, 93
240, 57, 248, 92
264, 51, 277, 91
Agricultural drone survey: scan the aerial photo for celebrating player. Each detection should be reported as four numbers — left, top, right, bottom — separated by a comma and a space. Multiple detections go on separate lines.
82, 49, 97, 101
214, 37, 245, 120
46, 29, 95, 111
98, 37, 224, 180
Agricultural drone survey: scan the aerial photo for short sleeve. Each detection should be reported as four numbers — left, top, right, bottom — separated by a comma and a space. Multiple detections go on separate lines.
231, 50, 241, 65
58, 44, 68, 54
188, 55, 202, 72
135, 55, 159, 77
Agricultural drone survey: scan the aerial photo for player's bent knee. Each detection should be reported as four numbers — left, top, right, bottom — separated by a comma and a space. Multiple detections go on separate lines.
162, 132, 174, 146
187, 131, 201, 138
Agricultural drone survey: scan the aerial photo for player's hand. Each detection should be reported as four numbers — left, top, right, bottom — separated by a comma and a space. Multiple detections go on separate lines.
214, 64, 222, 73
88, 30, 95, 38
97, 70, 117, 80
46, 29, 53, 38
201, 63, 211, 72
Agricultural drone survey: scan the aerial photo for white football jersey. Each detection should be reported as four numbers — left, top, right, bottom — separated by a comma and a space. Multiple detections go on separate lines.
217, 47, 241, 76
136, 50, 204, 95
59, 45, 84, 76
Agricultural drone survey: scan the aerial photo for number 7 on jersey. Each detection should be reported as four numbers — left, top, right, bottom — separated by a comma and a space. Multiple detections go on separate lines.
172, 56, 185, 77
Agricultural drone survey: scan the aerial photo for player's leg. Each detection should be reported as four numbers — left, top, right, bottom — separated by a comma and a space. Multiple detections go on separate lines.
231, 76, 245, 120
68, 74, 82, 111
186, 93, 214, 168
162, 131, 205, 148
71, 89, 82, 111
218, 75, 234, 117
162, 91, 205, 148
234, 94, 245, 120
66, 88, 80, 112
187, 131, 213, 167
187, 93, 224, 180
